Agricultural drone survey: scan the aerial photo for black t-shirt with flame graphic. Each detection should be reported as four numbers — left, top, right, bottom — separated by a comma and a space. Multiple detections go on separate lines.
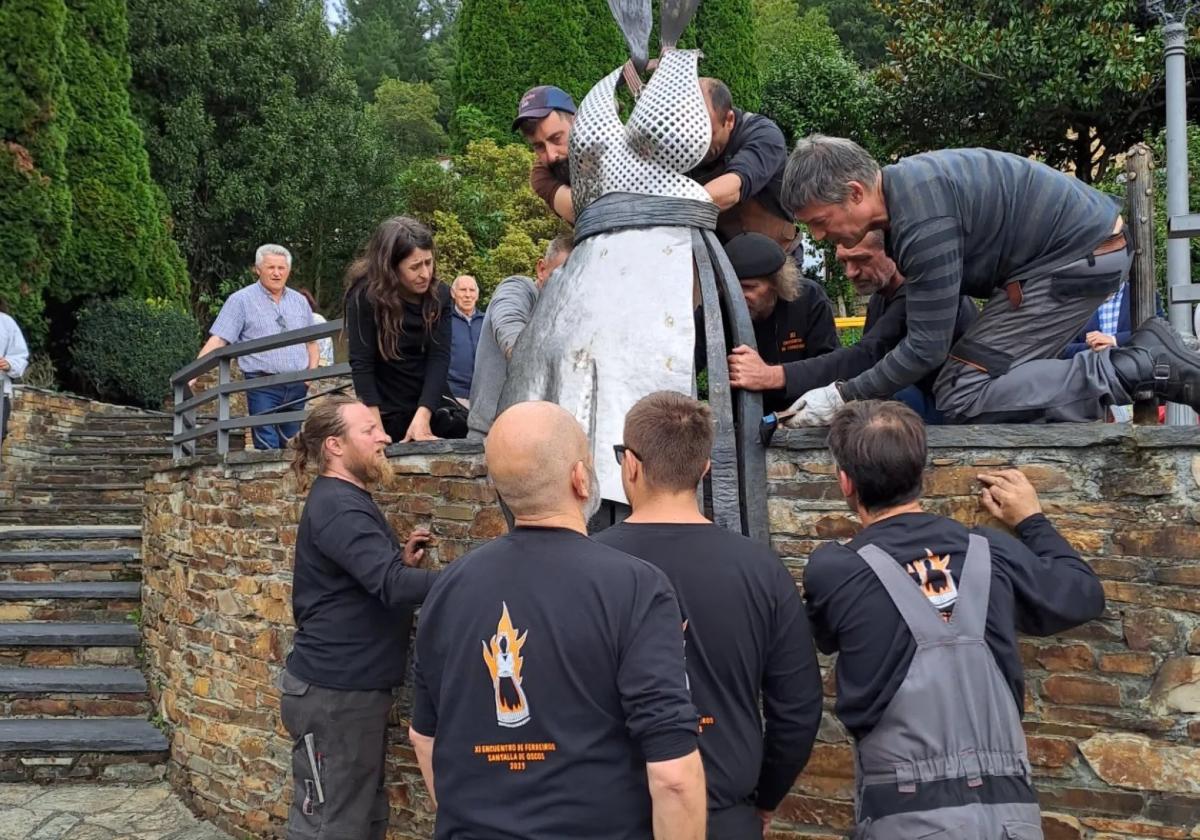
411, 527, 698, 839
804, 511, 1105, 741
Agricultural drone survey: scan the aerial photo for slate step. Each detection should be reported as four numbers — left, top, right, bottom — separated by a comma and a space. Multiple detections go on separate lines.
0, 525, 141, 543
45, 446, 171, 458
68, 430, 170, 439
0, 548, 140, 585
0, 506, 142, 527
0, 583, 141, 619
0, 582, 141, 600
13, 483, 143, 492
0, 623, 141, 667
0, 666, 146, 694
0, 717, 167, 752
0, 622, 141, 646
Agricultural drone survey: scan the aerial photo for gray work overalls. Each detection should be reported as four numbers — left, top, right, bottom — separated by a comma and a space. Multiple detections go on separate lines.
850, 535, 1044, 839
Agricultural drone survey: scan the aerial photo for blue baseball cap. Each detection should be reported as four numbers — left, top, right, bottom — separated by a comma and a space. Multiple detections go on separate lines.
513, 86, 577, 131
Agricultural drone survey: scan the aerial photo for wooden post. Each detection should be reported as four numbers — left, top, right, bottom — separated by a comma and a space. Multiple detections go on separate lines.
1125, 143, 1159, 424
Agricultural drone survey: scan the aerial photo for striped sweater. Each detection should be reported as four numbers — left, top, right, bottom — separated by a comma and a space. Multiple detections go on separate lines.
843, 149, 1120, 400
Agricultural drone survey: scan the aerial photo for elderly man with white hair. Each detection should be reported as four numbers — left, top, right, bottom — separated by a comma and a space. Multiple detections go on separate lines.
193, 244, 319, 450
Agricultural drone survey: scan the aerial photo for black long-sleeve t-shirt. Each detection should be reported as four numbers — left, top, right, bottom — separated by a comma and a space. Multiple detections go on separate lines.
803, 512, 1105, 741
345, 280, 452, 416
595, 522, 823, 812
286, 476, 438, 691
411, 528, 698, 840
754, 279, 840, 412
782, 286, 978, 402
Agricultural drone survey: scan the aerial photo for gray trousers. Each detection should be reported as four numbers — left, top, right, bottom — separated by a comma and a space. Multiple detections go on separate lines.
279, 670, 394, 840
934, 245, 1133, 423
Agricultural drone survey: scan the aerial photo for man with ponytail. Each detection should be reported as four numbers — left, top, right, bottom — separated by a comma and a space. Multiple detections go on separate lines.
279, 394, 438, 840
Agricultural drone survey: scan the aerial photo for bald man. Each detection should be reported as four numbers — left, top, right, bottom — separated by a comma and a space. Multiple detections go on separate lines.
410, 402, 706, 840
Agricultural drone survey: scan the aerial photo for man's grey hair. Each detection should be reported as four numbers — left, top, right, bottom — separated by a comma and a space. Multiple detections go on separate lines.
255, 243, 292, 268
781, 135, 881, 215
544, 234, 574, 264
452, 274, 478, 290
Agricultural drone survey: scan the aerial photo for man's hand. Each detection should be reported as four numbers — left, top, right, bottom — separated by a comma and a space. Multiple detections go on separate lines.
781, 383, 844, 428
756, 809, 772, 837
1086, 331, 1117, 351
0, 358, 10, 372
402, 528, 433, 567
978, 469, 1042, 527
728, 345, 785, 392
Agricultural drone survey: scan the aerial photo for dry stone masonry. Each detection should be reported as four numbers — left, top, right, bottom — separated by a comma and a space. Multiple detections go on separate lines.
140, 427, 1200, 840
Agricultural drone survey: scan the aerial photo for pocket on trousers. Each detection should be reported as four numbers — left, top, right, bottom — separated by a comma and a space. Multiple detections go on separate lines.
914, 826, 971, 840
1049, 267, 1124, 301
1004, 821, 1044, 840
279, 671, 311, 696
947, 336, 1015, 378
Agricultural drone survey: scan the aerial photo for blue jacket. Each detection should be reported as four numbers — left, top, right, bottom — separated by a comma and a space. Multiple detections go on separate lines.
1062, 287, 1163, 359
448, 307, 485, 398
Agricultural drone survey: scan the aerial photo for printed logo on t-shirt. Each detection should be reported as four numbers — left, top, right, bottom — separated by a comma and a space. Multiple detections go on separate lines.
905, 549, 958, 620
780, 331, 806, 353
482, 602, 531, 728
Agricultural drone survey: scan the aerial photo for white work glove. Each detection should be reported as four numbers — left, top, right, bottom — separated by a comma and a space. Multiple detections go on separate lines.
781, 383, 845, 428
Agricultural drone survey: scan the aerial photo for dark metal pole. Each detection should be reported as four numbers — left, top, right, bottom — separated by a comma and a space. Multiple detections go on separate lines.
1163, 17, 1198, 424
1125, 144, 1161, 424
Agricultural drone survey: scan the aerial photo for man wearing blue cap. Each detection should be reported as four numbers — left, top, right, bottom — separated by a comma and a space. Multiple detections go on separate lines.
514, 85, 579, 223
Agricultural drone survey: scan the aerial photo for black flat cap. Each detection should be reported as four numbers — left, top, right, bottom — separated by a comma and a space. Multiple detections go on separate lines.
723, 233, 786, 279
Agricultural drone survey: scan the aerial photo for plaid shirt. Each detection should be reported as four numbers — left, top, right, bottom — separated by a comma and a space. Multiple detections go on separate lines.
210, 282, 313, 374
1097, 284, 1125, 339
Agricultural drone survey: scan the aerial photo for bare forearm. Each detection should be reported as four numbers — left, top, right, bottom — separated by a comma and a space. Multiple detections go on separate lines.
409, 728, 437, 810
307, 341, 319, 369
648, 752, 706, 840
197, 334, 227, 359
704, 173, 743, 211
552, 186, 576, 224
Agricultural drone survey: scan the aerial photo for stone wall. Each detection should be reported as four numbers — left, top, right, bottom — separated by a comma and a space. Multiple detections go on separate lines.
141, 428, 1200, 840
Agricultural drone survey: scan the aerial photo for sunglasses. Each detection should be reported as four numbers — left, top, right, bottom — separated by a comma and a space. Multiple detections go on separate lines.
275, 313, 287, 330
613, 444, 639, 465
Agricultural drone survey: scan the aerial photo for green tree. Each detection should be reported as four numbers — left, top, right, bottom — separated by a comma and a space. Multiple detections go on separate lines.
797, 0, 893, 67
0, 0, 73, 343
877, 0, 1163, 181
372, 79, 448, 156
756, 3, 882, 153
679, 0, 762, 110
340, 0, 459, 101
453, 0, 626, 143
128, 0, 398, 313
55, 0, 189, 307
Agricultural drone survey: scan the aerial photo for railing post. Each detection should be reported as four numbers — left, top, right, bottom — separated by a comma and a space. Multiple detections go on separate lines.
173, 381, 184, 460
217, 360, 231, 456
1125, 143, 1161, 424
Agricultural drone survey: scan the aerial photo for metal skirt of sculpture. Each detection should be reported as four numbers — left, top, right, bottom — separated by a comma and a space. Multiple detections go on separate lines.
497, 49, 768, 541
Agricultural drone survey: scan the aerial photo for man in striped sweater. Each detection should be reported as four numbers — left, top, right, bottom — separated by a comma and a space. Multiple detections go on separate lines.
778, 136, 1200, 424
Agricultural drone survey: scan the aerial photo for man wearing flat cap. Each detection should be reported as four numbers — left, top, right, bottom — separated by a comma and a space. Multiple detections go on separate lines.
514, 85, 579, 223
721, 233, 839, 413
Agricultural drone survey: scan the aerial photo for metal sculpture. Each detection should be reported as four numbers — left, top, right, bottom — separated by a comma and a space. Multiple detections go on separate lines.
496, 0, 769, 541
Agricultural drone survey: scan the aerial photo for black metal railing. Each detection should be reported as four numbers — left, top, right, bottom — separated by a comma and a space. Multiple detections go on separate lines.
169, 320, 349, 460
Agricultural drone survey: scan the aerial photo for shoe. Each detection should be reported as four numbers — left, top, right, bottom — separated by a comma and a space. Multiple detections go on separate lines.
1111, 318, 1200, 409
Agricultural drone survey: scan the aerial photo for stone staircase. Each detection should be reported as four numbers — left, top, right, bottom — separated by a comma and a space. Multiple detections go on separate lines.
0, 406, 173, 782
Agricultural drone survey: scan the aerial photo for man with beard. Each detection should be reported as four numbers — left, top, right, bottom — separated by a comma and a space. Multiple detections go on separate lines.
280, 395, 438, 840
409, 401, 706, 840
514, 86, 579, 223
718, 232, 839, 414
772, 231, 978, 423
688, 78, 798, 250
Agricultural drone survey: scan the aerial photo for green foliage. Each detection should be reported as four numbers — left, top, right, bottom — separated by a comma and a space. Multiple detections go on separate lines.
55, 0, 189, 307
71, 297, 201, 408
673, 0, 762, 109
877, 0, 1163, 181
453, 0, 626, 143
0, 0, 73, 345
128, 0, 398, 314
797, 0, 893, 67
756, 3, 882, 153
372, 79, 448, 156
398, 140, 566, 300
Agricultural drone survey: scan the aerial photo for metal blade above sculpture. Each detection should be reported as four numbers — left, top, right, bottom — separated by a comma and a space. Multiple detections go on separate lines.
497, 12, 768, 542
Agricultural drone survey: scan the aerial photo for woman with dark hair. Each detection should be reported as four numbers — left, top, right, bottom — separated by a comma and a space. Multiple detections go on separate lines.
345, 216, 452, 442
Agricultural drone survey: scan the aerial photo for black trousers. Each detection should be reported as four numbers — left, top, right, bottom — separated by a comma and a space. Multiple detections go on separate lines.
279, 670, 395, 840
1, 396, 9, 443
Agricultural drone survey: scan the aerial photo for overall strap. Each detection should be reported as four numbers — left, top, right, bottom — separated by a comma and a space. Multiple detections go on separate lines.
856, 544, 954, 646
949, 534, 992, 640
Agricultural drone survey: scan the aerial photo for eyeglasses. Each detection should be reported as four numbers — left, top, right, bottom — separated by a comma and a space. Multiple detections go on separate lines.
275, 313, 287, 330
613, 444, 639, 465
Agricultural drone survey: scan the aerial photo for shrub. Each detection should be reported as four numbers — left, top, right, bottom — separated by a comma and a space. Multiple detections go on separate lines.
71, 298, 201, 408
